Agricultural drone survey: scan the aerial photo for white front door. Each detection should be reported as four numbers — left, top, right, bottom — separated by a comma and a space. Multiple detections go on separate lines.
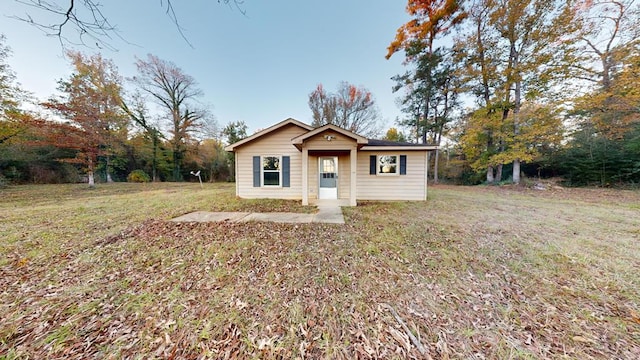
318, 157, 338, 199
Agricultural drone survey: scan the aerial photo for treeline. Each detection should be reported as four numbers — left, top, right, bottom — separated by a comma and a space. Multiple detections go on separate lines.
0, 36, 248, 186
387, 0, 640, 187
2, 1, 640, 188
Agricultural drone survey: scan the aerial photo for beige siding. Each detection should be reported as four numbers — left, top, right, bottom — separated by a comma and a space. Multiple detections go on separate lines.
235, 124, 306, 199
303, 131, 356, 200
356, 151, 427, 201
235, 124, 428, 202
308, 155, 318, 200
338, 154, 350, 199
306, 155, 350, 199
305, 132, 356, 150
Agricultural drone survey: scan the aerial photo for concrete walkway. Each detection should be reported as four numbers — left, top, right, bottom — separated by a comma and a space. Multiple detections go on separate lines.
171, 199, 346, 224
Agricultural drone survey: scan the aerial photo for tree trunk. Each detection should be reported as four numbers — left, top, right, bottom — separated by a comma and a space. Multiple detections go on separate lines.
496, 163, 503, 183
106, 155, 113, 183
151, 136, 158, 182
487, 165, 495, 184
513, 159, 521, 184
433, 149, 440, 184
88, 158, 95, 187
512, 55, 522, 184
172, 146, 183, 181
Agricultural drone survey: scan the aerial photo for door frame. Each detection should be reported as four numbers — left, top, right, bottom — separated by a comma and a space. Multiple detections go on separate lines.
318, 156, 338, 199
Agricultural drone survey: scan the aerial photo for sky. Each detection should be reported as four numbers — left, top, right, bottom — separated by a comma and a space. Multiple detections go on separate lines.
0, 0, 411, 136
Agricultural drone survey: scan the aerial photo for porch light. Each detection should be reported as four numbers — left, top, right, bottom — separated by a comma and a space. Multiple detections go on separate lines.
324, 135, 335, 141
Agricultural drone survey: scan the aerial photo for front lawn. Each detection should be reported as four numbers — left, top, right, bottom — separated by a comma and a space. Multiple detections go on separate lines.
1, 183, 638, 359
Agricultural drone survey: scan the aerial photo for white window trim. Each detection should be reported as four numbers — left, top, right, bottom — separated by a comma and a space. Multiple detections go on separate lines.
377, 154, 399, 176
261, 155, 282, 187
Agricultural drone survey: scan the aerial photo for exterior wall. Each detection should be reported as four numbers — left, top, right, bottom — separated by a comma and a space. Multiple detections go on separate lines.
305, 154, 351, 200
234, 123, 428, 202
308, 155, 318, 200
356, 150, 427, 201
338, 154, 350, 199
303, 131, 356, 201
305, 131, 356, 150
235, 124, 307, 199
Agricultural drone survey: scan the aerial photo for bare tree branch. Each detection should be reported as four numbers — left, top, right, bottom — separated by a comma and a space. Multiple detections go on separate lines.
10, 0, 245, 50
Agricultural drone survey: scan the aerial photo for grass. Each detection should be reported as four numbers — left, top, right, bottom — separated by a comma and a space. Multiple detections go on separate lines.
1, 182, 639, 359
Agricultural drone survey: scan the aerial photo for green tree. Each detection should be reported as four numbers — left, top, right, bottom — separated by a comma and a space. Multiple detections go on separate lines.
222, 120, 248, 182
121, 93, 165, 181
222, 120, 248, 145
387, 0, 465, 183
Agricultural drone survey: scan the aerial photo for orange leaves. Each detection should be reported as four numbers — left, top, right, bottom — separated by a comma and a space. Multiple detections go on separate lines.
308, 81, 380, 136
348, 84, 358, 103
387, 0, 466, 59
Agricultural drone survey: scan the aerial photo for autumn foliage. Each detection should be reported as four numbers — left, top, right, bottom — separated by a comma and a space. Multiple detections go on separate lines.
387, 0, 466, 59
43, 52, 127, 186
308, 82, 381, 137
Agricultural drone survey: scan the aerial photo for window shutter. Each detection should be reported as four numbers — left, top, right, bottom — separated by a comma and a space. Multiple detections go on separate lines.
282, 156, 290, 187
369, 155, 376, 175
400, 155, 407, 175
253, 156, 260, 187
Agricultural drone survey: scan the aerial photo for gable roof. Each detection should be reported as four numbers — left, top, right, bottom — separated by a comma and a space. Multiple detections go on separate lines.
290, 124, 369, 146
225, 118, 438, 152
224, 118, 314, 151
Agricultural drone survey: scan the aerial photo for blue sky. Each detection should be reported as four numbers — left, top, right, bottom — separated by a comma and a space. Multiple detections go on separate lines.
0, 1, 410, 135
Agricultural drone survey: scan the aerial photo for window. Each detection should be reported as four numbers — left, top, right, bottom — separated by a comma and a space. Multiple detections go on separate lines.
369, 155, 406, 176
378, 155, 398, 174
262, 156, 281, 186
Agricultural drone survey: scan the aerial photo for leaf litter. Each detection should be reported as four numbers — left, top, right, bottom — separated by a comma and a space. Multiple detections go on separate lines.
1, 184, 639, 359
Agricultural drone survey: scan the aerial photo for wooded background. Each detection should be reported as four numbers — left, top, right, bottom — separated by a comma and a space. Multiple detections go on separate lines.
1, 0, 638, 187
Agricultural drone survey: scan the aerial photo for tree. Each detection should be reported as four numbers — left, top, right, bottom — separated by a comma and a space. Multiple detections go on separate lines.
10, 0, 245, 49
186, 138, 230, 182
455, 0, 576, 184
222, 120, 248, 146
392, 48, 460, 183
133, 54, 207, 181
573, 0, 639, 91
386, 0, 466, 59
383, 127, 408, 142
0, 34, 30, 146
43, 51, 128, 186
570, 0, 640, 139
0, 35, 20, 116
492, 0, 574, 184
387, 0, 465, 183
222, 120, 248, 182
308, 82, 381, 137
121, 93, 165, 181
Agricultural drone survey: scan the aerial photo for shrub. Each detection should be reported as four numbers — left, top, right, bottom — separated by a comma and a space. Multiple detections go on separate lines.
127, 170, 151, 183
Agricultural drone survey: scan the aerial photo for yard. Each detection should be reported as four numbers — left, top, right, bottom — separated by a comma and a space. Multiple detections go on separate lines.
1, 183, 639, 359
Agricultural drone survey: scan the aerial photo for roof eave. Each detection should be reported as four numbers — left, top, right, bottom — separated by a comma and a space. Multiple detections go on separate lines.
225, 118, 313, 152
359, 145, 438, 151
291, 124, 368, 145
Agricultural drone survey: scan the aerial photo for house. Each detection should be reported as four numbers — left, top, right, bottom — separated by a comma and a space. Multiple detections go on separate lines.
224, 118, 437, 206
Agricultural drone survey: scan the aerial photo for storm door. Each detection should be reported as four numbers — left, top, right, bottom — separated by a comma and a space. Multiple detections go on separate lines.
318, 157, 338, 199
